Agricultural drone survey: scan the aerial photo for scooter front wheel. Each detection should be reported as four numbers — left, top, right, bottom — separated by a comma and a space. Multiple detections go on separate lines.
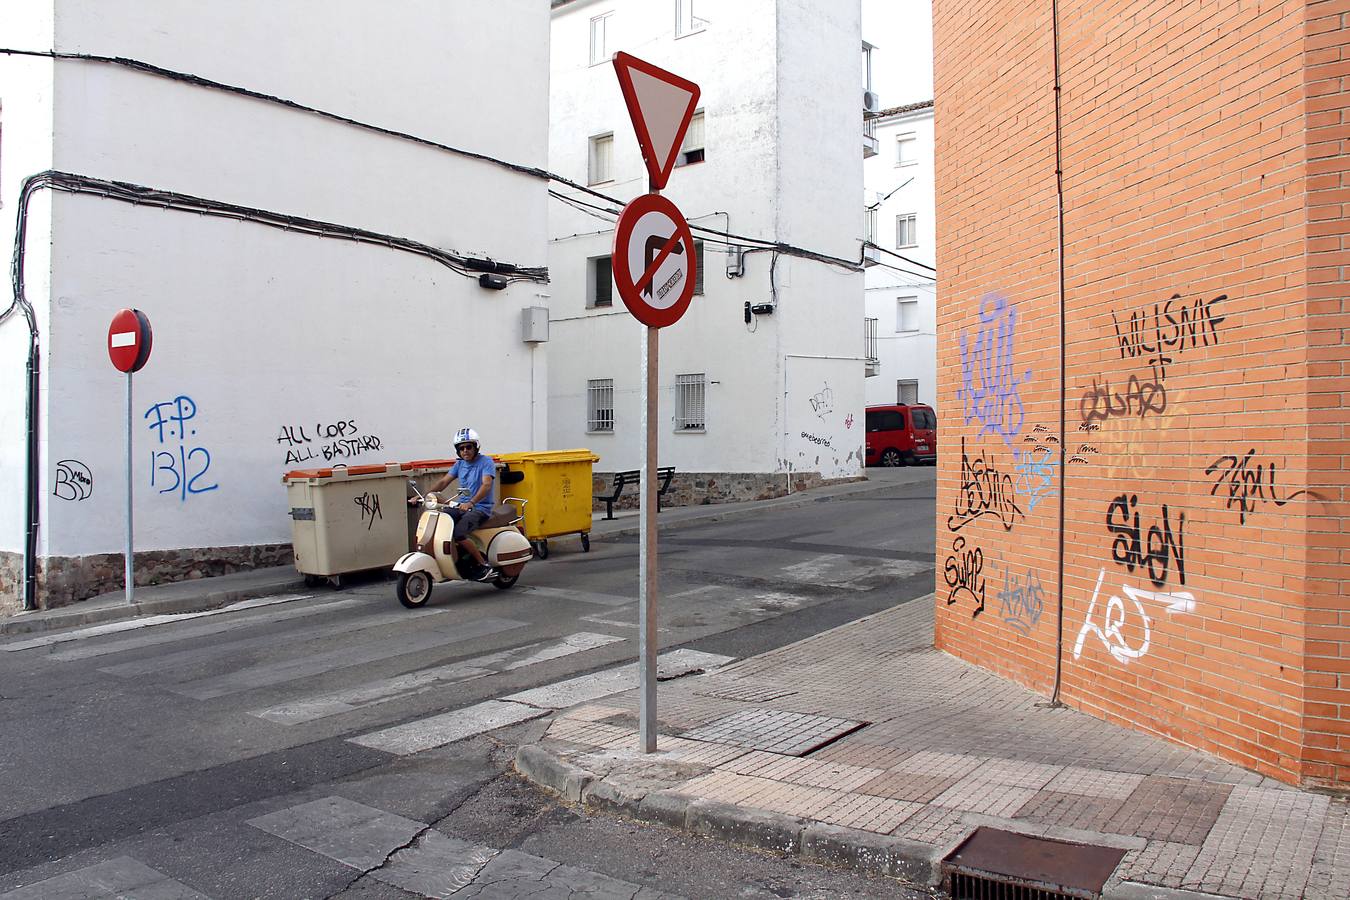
396, 571, 433, 608
492, 574, 519, 590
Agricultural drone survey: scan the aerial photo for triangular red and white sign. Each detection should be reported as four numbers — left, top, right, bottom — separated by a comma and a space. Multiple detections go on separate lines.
613, 51, 700, 191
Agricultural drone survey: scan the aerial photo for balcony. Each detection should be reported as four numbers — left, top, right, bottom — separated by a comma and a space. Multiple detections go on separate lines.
863, 114, 879, 158
862, 206, 880, 267
865, 317, 880, 376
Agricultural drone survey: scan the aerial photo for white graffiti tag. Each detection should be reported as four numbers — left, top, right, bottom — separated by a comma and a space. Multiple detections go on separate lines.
1072, 568, 1195, 664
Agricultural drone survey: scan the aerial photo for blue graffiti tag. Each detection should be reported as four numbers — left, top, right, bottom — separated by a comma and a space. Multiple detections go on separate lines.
1013, 446, 1058, 513
959, 294, 1031, 446
145, 395, 218, 501
997, 567, 1045, 636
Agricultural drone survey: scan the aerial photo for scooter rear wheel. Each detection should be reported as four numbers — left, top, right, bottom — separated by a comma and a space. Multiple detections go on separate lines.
492, 574, 519, 590
397, 571, 433, 608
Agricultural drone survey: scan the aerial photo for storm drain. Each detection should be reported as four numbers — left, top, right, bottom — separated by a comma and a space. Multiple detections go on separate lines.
942, 827, 1127, 900
679, 709, 867, 756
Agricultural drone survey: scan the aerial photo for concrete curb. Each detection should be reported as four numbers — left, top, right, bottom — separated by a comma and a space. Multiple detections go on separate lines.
1105, 882, 1234, 900
515, 743, 944, 886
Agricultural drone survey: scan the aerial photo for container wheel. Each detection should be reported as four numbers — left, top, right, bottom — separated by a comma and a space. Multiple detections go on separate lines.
580, 533, 590, 552
533, 540, 549, 560
303, 574, 324, 588
396, 571, 433, 608
492, 574, 519, 590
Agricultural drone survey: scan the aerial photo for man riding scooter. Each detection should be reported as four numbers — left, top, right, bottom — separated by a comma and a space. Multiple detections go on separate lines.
412, 427, 499, 581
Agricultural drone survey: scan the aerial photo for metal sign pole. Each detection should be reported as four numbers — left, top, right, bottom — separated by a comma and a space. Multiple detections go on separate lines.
639, 323, 659, 752
125, 371, 134, 605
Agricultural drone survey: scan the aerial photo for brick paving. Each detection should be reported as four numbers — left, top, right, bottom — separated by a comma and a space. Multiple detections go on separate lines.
527, 598, 1350, 898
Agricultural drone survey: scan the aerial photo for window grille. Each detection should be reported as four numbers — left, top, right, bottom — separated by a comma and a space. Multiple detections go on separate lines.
589, 133, 613, 185
865, 206, 879, 245
864, 317, 879, 364
592, 255, 613, 307
588, 379, 614, 432
896, 213, 917, 248
675, 374, 706, 430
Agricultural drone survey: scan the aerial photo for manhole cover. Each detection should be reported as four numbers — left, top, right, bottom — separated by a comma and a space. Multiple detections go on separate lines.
693, 684, 799, 703
680, 709, 866, 756
942, 827, 1127, 899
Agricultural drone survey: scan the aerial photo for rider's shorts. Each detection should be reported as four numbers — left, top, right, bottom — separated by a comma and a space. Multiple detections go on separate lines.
450, 507, 488, 542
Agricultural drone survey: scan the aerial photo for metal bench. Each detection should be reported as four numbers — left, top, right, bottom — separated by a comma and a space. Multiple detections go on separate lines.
595, 466, 675, 520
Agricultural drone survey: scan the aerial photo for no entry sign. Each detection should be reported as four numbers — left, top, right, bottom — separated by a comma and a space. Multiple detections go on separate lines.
611, 194, 698, 329
108, 308, 153, 373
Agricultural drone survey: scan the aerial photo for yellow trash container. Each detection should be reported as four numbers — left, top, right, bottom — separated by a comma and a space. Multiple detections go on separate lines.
494, 449, 599, 559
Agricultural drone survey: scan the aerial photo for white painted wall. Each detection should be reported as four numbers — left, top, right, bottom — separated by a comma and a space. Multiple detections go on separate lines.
6, 0, 551, 561
0, 5, 56, 557
864, 105, 938, 411
547, 0, 865, 479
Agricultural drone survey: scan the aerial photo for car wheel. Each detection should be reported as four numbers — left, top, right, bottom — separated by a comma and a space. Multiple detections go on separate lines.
396, 571, 433, 608
881, 448, 903, 467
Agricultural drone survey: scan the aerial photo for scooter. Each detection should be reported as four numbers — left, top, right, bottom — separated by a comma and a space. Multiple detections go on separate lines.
392, 480, 534, 608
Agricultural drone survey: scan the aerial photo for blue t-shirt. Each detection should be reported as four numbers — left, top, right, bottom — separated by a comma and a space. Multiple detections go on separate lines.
451, 454, 496, 514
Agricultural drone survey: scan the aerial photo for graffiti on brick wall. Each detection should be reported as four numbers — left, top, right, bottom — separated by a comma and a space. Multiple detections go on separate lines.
1013, 446, 1058, 513
145, 395, 218, 501
1205, 449, 1319, 524
944, 535, 985, 618
997, 566, 1045, 635
959, 294, 1031, 446
1079, 364, 1167, 425
1105, 494, 1185, 588
1073, 568, 1195, 665
53, 459, 94, 501
1111, 293, 1226, 378
948, 437, 1024, 532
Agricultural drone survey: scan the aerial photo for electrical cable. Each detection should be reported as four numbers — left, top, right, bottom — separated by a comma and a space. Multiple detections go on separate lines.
872, 245, 937, 273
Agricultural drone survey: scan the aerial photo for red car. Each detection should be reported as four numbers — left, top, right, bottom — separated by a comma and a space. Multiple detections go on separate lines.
865, 404, 938, 466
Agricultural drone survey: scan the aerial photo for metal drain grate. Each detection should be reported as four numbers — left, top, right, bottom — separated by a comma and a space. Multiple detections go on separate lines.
693, 684, 798, 703
942, 827, 1127, 900
680, 709, 867, 756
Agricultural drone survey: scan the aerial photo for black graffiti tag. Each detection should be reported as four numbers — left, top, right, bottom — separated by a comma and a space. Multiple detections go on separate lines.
354, 492, 383, 530
944, 536, 986, 617
1105, 494, 1185, 588
53, 459, 94, 501
1080, 366, 1167, 425
948, 437, 1023, 532
1205, 449, 1318, 524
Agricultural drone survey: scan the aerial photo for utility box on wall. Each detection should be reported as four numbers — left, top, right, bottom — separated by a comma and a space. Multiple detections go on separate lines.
521, 306, 549, 343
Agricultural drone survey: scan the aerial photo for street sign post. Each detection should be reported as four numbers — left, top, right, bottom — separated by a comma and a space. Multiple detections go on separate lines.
108, 308, 153, 605
611, 53, 700, 754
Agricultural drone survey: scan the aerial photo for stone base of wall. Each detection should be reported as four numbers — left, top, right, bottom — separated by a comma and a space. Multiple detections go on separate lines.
590, 470, 862, 515
0, 544, 293, 614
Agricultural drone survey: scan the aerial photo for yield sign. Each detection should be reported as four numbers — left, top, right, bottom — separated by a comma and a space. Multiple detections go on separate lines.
612, 52, 700, 190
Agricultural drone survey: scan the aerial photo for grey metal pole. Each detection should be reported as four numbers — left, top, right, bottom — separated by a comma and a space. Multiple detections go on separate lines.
126, 371, 134, 605
639, 324, 658, 752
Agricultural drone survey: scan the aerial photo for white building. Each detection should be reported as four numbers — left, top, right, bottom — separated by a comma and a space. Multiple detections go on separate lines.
863, 101, 938, 410
0, 0, 551, 613
547, 0, 868, 503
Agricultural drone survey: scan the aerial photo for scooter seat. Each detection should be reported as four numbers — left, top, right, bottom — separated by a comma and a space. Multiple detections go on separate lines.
481, 504, 519, 529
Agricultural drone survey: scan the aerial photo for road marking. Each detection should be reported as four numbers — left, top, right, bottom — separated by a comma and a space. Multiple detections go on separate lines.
2, 593, 315, 652
348, 648, 733, 756
251, 632, 625, 725
170, 616, 528, 700
521, 585, 636, 607
0, 856, 208, 899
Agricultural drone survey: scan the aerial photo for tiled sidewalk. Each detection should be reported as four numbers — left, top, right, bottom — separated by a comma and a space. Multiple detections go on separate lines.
518, 598, 1350, 899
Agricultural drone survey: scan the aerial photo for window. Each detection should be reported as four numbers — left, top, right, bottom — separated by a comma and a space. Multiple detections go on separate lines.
588, 379, 614, 432
675, 374, 705, 430
897, 296, 919, 332
896, 133, 917, 166
913, 407, 937, 429
676, 0, 707, 36
677, 110, 704, 166
589, 12, 613, 65
897, 381, 920, 405
590, 255, 613, 308
896, 213, 917, 248
588, 133, 613, 185
693, 241, 704, 294
866, 410, 904, 432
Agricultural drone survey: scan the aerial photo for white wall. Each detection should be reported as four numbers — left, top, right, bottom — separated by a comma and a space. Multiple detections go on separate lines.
15, 0, 551, 558
864, 106, 937, 412
547, 0, 864, 479
0, 4, 56, 556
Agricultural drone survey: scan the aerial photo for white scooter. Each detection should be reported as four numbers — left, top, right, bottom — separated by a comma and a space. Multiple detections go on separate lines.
393, 480, 534, 608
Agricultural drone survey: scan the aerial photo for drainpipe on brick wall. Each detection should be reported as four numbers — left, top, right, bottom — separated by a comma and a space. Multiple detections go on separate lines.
1048, 0, 1068, 707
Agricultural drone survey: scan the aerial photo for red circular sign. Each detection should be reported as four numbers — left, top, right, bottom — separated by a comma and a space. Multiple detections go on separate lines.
108, 308, 153, 373
611, 194, 698, 328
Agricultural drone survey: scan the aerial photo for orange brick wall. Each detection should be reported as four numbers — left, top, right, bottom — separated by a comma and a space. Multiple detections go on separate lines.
933, 0, 1349, 787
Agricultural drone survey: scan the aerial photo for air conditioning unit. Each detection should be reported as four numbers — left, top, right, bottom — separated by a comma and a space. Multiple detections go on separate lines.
863, 90, 881, 114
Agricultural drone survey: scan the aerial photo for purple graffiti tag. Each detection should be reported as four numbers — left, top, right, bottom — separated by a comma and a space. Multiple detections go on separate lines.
959, 294, 1032, 447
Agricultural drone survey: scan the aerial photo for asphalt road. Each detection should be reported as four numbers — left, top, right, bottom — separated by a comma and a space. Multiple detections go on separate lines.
0, 467, 937, 899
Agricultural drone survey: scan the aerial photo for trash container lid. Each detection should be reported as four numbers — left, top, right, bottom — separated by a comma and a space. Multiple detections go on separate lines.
282, 462, 401, 483
495, 449, 600, 465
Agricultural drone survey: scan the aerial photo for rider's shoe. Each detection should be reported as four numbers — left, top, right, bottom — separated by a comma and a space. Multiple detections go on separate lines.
474, 566, 499, 582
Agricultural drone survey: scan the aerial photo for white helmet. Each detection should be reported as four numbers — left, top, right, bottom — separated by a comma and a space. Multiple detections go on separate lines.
453, 427, 481, 452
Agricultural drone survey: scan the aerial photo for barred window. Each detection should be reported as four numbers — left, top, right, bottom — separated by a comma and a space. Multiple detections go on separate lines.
588, 379, 614, 432
675, 373, 705, 431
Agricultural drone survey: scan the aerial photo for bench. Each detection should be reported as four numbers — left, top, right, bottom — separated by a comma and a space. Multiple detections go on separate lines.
595, 467, 675, 520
